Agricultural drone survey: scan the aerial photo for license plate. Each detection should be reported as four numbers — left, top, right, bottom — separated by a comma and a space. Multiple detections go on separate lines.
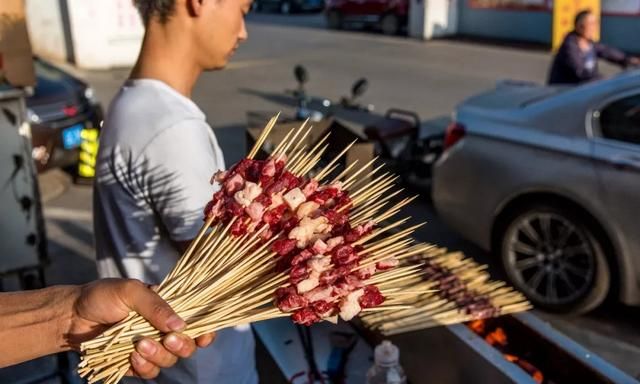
62, 123, 84, 149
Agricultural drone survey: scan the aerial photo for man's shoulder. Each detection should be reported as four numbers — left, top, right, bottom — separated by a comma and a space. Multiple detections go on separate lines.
101, 82, 210, 154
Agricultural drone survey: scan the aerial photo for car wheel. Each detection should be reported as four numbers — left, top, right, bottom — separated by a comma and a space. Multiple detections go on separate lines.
500, 204, 610, 314
380, 14, 400, 35
326, 10, 343, 29
280, 1, 292, 14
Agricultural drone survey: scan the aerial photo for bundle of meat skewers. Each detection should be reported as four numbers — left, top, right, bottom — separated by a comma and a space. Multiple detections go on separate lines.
360, 250, 532, 335
78, 117, 432, 384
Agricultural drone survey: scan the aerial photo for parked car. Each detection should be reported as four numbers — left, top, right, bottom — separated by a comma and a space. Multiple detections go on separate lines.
27, 58, 103, 175
325, 0, 408, 35
253, 0, 325, 13
432, 72, 640, 314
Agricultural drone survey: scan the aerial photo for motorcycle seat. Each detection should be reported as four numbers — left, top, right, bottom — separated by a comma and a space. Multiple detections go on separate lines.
364, 118, 417, 141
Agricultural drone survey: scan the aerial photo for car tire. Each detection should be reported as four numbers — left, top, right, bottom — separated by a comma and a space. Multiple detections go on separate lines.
326, 10, 343, 29
499, 203, 610, 315
380, 13, 400, 35
280, 1, 292, 14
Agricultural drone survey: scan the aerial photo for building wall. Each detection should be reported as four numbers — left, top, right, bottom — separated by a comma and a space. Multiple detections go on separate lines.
456, 0, 640, 53
26, 0, 143, 69
602, 16, 640, 52
25, 0, 67, 63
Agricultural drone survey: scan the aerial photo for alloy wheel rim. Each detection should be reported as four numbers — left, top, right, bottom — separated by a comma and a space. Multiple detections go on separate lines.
505, 212, 596, 306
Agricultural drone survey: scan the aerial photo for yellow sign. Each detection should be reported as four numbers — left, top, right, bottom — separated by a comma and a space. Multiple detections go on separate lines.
552, 0, 601, 51
78, 128, 99, 178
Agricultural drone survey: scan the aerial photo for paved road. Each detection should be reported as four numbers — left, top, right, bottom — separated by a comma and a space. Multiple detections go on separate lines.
41, 13, 640, 380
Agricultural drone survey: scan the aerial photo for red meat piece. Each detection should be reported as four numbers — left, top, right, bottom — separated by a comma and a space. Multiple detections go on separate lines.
332, 245, 359, 266
302, 179, 319, 197
359, 285, 385, 308
254, 194, 272, 208
290, 264, 310, 285
271, 239, 298, 256
263, 204, 287, 226
246, 160, 264, 183
319, 264, 355, 286
292, 307, 320, 326
324, 209, 349, 227
310, 188, 339, 205
275, 287, 309, 312
281, 171, 302, 190
231, 218, 248, 236
282, 217, 299, 233
291, 249, 314, 266
312, 300, 336, 317
226, 198, 245, 217
334, 193, 352, 210
331, 222, 352, 237
265, 179, 287, 196
230, 159, 254, 179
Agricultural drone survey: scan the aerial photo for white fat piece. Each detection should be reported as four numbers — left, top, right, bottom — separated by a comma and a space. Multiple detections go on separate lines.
289, 216, 332, 248
305, 285, 334, 302
296, 273, 320, 294
339, 289, 365, 321
234, 181, 263, 207
307, 254, 331, 274
296, 201, 320, 219
283, 188, 306, 211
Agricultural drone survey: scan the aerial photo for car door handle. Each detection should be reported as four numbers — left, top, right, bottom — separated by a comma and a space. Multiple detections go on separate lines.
609, 155, 640, 171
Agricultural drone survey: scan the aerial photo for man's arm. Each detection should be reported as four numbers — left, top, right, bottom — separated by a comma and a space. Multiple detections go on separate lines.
0, 285, 76, 366
0, 279, 214, 378
595, 42, 629, 66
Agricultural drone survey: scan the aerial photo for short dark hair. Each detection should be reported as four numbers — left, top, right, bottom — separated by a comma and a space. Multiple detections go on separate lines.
133, 0, 176, 24
574, 9, 592, 28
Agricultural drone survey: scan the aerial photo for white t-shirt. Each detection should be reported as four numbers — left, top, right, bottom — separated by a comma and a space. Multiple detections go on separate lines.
94, 79, 258, 384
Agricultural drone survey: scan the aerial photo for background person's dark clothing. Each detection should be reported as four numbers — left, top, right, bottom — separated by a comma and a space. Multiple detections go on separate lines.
548, 32, 630, 85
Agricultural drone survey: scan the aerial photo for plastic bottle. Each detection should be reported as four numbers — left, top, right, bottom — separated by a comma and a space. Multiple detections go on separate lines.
366, 340, 407, 384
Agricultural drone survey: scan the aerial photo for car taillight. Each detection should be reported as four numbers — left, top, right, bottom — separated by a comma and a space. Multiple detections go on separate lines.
443, 121, 466, 151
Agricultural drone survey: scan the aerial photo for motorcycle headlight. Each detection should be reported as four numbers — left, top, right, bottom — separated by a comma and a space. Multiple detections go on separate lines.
27, 108, 41, 124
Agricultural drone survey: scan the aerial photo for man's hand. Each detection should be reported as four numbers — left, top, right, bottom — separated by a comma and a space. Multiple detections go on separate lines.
65, 279, 215, 379
629, 57, 640, 67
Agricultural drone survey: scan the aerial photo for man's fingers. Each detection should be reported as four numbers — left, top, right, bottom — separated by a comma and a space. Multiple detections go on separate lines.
130, 351, 160, 379
195, 332, 216, 348
163, 333, 197, 358
120, 280, 185, 333
137, 338, 178, 369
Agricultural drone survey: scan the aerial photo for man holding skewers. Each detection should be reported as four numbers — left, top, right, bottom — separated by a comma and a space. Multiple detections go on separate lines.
93, 0, 258, 383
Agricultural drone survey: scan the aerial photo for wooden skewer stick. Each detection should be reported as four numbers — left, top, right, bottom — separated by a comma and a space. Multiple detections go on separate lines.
248, 113, 280, 159
314, 139, 357, 181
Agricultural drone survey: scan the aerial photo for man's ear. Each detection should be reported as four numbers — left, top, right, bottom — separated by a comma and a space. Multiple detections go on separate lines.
186, 0, 204, 17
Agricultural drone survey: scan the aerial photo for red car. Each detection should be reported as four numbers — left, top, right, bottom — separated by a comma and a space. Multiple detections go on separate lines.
325, 0, 408, 35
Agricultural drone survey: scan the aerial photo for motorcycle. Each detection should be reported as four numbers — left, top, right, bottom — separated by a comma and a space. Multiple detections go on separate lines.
246, 65, 444, 191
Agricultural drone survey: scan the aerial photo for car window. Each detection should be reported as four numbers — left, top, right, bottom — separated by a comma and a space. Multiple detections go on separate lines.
599, 94, 640, 145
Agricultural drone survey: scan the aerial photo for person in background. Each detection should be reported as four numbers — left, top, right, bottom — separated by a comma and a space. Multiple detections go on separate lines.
93, 0, 258, 383
548, 9, 640, 85
0, 278, 215, 378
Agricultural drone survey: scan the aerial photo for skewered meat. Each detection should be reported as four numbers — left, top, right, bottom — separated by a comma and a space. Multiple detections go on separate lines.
206, 155, 394, 326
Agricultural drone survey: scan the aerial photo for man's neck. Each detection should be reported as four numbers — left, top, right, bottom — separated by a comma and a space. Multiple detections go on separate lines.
130, 24, 201, 98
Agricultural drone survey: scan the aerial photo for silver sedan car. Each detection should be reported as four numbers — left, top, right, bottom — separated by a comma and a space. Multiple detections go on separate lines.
433, 71, 640, 314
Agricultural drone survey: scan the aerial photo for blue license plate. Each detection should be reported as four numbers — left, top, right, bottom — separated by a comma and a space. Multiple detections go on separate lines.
62, 124, 84, 149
